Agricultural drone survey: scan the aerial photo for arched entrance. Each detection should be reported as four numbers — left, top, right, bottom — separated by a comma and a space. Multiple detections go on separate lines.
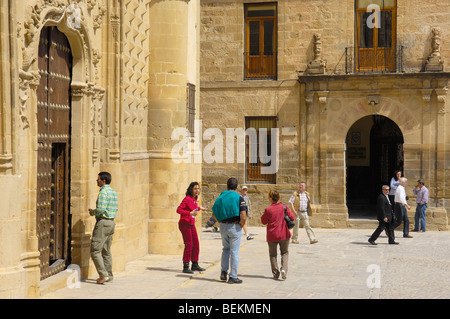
346, 115, 404, 218
36, 26, 72, 280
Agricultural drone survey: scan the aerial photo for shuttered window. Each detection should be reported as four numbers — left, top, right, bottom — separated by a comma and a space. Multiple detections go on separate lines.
246, 117, 277, 183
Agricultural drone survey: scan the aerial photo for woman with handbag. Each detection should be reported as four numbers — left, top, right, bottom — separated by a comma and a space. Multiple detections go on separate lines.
261, 190, 296, 280
176, 182, 207, 273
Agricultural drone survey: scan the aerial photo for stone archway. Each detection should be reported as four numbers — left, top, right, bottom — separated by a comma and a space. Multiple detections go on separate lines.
346, 115, 404, 219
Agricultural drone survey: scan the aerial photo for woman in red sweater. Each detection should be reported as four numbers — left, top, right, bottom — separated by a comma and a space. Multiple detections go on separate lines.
177, 182, 207, 273
261, 190, 295, 280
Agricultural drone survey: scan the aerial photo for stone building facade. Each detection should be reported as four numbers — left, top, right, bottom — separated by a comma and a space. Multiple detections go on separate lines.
0, 0, 201, 298
199, 1, 449, 230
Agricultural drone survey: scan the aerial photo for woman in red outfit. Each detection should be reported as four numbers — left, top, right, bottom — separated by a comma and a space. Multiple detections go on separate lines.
261, 190, 296, 280
177, 182, 207, 273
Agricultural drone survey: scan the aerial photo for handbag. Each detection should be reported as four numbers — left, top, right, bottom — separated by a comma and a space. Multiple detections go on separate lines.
283, 204, 295, 229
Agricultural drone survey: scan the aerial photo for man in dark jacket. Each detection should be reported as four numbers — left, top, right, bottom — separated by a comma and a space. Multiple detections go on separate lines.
368, 185, 399, 245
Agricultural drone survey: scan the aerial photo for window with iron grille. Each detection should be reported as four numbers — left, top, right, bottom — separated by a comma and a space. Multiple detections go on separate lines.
245, 117, 277, 184
187, 83, 196, 136
244, 3, 277, 80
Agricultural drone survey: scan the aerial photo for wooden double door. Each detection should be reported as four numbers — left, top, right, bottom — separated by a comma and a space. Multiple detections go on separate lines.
36, 26, 72, 280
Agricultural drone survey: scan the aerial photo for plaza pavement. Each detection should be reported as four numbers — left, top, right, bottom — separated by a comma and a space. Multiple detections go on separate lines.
39, 226, 449, 300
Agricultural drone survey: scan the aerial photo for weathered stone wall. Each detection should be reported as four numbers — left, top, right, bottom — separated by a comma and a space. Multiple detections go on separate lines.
200, 0, 449, 230
201, 0, 450, 81
199, 80, 301, 226
0, 0, 201, 298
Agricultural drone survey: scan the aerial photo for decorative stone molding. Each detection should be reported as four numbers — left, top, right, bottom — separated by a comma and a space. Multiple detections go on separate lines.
435, 88, 448, 115
421, 89, 433, 113
110, 12, 120, 39
91, 86, 106, 163
425, 28, 444, 72
367, 95, 381, 105
70, 81, 86, 97
93, 4, 106, 30
18, 69, 40, 128
306, 34, 327, 75
153, 0, 190, 3
90, 85, 105, 133
318, 91, 328, 114
86, 0, 97, 11
96, 89, 105, 134
367, 94, 381, 106
305, 95, 314, 114
367, 94, 381, 114
21, 1, 94, 74
0, 154, 13, 173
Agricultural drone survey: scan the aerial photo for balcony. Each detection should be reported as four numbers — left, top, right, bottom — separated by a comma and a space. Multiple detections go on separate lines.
344, 46, 404, 74
244, 51, 277, 80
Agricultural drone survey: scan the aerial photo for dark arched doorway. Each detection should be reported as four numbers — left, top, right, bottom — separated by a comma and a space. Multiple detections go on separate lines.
346, 115, 404, 219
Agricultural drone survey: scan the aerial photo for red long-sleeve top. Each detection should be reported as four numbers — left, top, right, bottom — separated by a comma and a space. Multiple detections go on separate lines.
261, 202, 295, 242
176, 196, 200, 225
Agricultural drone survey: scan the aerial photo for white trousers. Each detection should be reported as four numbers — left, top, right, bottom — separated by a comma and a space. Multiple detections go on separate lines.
292, 211, 316, 242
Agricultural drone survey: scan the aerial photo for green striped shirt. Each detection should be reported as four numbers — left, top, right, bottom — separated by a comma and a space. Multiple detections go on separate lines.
93, 185, 118, 219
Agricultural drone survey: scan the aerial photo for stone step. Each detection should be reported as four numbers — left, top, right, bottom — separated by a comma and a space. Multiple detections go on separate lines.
347, 218, 379, 229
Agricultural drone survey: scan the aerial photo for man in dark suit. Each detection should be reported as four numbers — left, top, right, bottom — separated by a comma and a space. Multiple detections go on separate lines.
368, 185, 399, 245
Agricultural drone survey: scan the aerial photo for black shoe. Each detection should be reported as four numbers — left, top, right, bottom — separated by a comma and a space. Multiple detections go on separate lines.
368, 239, 377, 245
389, 241, 399, 245
183, 262, 194, 274
220, 271, 227, 281
227, 277, 243, 284
273, 270, 280, 280
191, 262, 205, 271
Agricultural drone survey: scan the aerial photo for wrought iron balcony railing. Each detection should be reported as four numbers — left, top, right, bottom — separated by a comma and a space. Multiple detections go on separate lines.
344, 46, 404, 74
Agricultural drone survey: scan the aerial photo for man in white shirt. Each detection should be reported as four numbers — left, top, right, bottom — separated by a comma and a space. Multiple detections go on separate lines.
394, 177, 413, 238
289, 182, 318, 244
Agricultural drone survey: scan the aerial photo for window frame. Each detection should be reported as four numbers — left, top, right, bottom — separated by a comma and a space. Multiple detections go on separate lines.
186, 83, 196, 137
245, 116, 277, 184
355, 0, 397, 72
244, 2, 278, 80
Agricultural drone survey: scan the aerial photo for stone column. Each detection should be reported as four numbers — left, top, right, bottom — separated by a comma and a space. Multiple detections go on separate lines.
148, 0, 201, 254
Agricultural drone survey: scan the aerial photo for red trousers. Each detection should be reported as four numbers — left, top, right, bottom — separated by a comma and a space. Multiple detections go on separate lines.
178, 223, 200, 263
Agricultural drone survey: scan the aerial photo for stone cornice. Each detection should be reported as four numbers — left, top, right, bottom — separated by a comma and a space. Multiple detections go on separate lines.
298, 71, 450, 84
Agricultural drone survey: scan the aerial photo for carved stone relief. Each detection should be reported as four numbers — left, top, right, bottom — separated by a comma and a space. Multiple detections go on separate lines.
425, 28, 444, 72
19, 0, 106, 158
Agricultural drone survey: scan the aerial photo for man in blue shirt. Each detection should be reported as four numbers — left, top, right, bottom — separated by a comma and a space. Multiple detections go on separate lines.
212, 177, 247, 284
413, 179, 428, 232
